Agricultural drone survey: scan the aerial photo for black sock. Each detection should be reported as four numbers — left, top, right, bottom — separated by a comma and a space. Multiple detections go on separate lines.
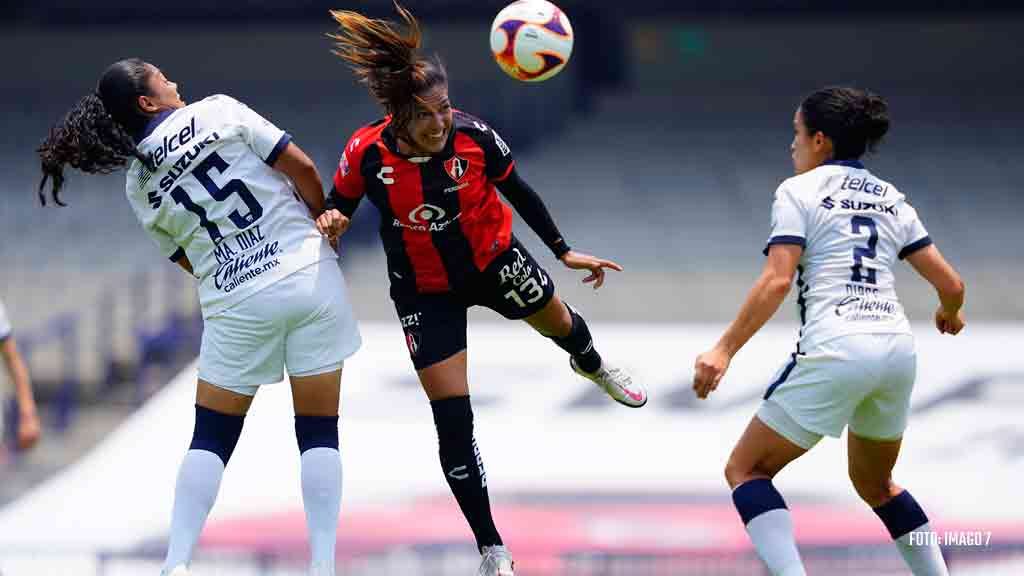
550, 303, 603, 373
431, 396, 502, 552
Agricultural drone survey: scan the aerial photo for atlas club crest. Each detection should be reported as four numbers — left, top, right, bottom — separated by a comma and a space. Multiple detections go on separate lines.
444, 155, 467, 182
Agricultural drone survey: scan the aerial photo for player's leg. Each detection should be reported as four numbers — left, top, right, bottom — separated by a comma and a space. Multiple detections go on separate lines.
290, 369, 344, 576
162, 284, 288, 575
485, 239, 645, 407
284, 260, 362, 576
399, 293, 509, 571
162, 380, 253, 575
726, 412, 812, 576
848, 335, 947, 576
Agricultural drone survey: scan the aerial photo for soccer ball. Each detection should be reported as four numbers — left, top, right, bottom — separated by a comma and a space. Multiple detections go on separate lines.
489, 0, 574, 82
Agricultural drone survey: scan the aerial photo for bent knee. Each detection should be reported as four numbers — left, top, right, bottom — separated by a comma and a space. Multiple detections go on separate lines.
850, 472, 900, 507
725, 456, 775, 489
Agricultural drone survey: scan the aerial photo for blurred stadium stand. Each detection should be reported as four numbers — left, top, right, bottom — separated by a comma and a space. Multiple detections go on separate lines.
0, 1, 1021, 573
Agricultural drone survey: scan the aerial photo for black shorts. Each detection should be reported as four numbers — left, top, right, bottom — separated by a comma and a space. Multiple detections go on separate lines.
394, 237, 556, 370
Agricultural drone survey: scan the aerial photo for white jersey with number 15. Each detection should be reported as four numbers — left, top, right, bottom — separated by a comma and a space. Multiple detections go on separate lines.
126, 95, 333, 319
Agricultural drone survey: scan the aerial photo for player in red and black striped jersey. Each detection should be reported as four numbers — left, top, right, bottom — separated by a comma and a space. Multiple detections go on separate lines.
318, 5, 647, 574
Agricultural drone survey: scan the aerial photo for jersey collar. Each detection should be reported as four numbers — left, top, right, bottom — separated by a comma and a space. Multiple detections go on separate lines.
134, 109, 176, 144
824, 159, 865, 169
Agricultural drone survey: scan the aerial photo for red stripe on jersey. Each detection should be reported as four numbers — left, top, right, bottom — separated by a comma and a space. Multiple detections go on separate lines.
333, 121, 388, 199
380, 142, 451, 292
453, 133, 513, 271
493, 160, 516, 182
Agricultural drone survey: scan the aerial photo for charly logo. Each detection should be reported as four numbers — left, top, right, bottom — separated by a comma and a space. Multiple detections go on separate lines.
444, 155, 467, 182
409, 204, 446, 224
377, 166, 395, 185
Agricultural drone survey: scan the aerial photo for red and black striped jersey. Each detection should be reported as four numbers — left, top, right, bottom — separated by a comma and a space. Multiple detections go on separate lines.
331, 110, 518, 296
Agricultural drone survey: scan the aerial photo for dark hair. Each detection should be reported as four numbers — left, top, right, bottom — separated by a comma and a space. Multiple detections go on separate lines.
37, 58, 155, 206
800, 87, 890, 160
328, 2, 448, 136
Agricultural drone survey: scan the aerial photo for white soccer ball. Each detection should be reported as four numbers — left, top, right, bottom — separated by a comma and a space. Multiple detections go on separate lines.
489, 0, 574, 82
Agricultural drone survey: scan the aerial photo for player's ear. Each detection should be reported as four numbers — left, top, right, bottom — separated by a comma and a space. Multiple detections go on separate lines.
137, 94, 160, 114
812, 131, 831, 153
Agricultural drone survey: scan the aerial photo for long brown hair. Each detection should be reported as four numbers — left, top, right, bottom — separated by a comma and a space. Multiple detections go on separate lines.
328, 2, 448, 135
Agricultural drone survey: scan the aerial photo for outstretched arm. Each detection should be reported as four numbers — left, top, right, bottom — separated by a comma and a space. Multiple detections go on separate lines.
693, 244, 802, 399
495, 168, 571, 258
496, 168, 623, 288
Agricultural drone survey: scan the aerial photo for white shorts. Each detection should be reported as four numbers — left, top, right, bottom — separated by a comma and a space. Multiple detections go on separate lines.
198, 259, 361, 396
757, 333, 915, 450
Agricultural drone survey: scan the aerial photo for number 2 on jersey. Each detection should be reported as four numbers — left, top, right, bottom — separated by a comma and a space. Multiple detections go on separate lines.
169, 152, 264, 243
850, 215, 878, 284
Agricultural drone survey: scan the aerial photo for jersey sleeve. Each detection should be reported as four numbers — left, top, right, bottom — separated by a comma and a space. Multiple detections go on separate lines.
897, 202, 933, 259
332, 135, 367, 204
763, 183, 808, 255
461, 116, 515, 182
218, 95, 291, 166
125, 170, 185, 262
0, 298, 12, 341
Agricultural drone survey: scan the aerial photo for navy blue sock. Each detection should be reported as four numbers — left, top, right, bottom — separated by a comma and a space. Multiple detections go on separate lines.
732, 478, 788, 524
188, 405, 245, 465
295, 414, 339, 453
551, 303, 602, 373
873, 490, 929, 539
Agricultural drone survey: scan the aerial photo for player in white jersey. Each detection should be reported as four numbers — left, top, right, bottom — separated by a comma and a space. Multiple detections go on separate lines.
0, 297, 41, 454
38, 59, 361, 576
692, 87, 965, 576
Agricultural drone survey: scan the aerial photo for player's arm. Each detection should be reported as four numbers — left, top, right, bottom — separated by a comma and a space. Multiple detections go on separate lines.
173, 253, 195, 276
693, 244, 802, 399
272, 142, 325, 216
495, 168, 623, 288
318, 140, 367, 241
495, 167, 571, 258
1, 335, 40, 450
905, 244, 966, 334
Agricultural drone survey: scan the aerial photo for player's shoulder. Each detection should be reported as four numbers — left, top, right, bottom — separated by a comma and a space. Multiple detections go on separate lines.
344, 118, 389, 156
453, 109, 497, 136
452, 110, 511, 156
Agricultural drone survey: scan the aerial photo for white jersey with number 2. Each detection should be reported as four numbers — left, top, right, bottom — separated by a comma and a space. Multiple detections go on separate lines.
126, 95, 334, 318
764, 159, 933, 352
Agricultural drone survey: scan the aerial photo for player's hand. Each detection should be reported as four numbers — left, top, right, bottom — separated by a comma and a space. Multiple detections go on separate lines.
559, 251, 623, 289
693, 346, 731, 399
17, 410, 41, 451
935, 306, 965, 335
316, 209, 350, 242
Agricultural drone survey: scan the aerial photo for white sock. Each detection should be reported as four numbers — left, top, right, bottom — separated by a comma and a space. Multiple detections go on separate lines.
745, 508, 807, 576
896, 523, 949, 576
301, 447, 342, 574
162, 450, 224, 571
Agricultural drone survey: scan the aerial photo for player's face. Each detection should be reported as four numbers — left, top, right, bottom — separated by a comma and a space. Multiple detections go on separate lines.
139, 66, 186, 113
405, 85, 453, 155
791, 107, 831, 174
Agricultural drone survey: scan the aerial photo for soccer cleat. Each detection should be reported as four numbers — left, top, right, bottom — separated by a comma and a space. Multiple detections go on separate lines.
162, 566, 190, 576
478, 545, 515, 576
571, 358, 647, 408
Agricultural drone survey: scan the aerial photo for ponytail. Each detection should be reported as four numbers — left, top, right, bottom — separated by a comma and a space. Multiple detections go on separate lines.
329, 2, 448, 133
38, 58, 156, 206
